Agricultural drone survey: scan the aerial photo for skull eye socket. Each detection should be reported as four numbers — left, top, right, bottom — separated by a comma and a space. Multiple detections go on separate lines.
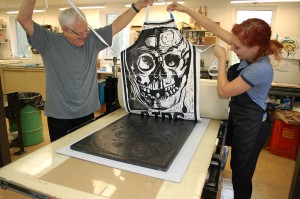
137, 54, 155, 72
164, 54, 180, 68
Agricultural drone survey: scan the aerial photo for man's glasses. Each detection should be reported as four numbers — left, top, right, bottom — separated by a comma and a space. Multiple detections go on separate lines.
68, 27, 90, 37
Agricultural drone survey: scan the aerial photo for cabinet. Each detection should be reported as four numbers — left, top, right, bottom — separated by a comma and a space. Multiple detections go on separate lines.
0, 68, 46, 99
182, 29, 217, 46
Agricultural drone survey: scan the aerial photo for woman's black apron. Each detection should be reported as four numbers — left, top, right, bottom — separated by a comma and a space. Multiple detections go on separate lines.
226, 63, 268, 171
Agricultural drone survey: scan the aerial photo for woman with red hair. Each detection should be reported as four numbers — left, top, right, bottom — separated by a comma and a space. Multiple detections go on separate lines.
167, 2, 282, 199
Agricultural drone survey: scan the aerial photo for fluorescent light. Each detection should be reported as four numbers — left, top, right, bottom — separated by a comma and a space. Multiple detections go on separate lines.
6, 11, 19, 14
59, 5, 106, 11
154, 2, 166, 5
166, 1, 184, 4
34, 9, 46, 13
230, 0, 300, 3
6, 9, 46, 14
125, 1, 184, 7
77, 6, 106, 9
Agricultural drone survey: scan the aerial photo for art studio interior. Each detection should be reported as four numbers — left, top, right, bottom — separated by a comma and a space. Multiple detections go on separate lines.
0, 0, 300, 199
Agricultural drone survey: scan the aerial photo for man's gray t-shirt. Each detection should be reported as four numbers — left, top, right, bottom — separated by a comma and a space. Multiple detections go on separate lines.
31, 22, 112, 119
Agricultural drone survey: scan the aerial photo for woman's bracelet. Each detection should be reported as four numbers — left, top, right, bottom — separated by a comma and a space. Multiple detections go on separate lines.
131, 3, 140, 13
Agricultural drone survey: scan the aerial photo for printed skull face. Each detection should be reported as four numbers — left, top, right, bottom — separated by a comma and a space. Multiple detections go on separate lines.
126, 28, 191, 110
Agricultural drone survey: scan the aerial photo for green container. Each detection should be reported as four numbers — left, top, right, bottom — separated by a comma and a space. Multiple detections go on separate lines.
10, 104, 44, 146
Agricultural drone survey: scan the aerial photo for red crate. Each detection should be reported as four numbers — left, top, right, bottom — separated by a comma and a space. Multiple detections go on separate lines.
269, 119, 300, 160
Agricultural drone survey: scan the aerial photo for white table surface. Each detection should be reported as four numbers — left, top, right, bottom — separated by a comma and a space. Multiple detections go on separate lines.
0, 108, 220, 199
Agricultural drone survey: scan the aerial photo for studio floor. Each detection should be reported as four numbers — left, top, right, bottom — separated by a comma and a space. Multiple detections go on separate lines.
0, 112, 296, 199
219, 146, 295, 199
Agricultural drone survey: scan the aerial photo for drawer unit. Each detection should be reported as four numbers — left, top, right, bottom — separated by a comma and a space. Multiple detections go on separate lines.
201, 120, 228, 199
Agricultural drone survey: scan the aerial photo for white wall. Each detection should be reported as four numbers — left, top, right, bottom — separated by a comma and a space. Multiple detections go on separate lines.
275, 2, 300, 38
0, 1, 299, 57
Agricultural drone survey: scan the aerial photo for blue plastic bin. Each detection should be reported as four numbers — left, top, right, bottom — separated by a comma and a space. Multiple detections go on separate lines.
98, 79, 106, 105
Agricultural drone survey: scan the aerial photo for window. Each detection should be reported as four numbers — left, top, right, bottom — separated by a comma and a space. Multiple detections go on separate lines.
105, 13, 130, 58
9, 16, 32, 58
15, 20, 32, 58
236, 10, 273, 24
231, 6, 277, 64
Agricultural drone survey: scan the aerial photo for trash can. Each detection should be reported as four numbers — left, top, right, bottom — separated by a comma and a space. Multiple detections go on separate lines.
9, 92, 45, 146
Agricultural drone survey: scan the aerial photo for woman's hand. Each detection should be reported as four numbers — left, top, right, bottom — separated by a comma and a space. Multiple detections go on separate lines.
214, 44, 227, 63
166, 2, 188, 12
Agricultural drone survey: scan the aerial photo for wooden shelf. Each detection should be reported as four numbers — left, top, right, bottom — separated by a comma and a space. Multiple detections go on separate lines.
130, 26, 142, 32
269, 84, 300, 97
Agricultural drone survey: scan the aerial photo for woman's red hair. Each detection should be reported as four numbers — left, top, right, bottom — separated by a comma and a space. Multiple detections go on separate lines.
232, 18, 283, 62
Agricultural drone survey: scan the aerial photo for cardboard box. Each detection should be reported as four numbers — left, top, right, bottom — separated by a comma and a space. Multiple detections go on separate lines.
203, 36, 217, 45
274, 110, 300, 125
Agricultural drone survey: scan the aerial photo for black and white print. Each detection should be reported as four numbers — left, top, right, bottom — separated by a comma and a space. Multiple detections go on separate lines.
121, 19, 201, 120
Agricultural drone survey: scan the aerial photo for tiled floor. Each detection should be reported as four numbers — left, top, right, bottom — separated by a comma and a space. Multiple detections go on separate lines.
0, 113, 297, 199
220, 146, 295, 199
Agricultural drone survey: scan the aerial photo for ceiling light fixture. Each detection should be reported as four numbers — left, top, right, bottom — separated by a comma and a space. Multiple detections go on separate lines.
230, 0, 300, 3
58, 5, 106, 11
125, 1, 184, 7
6, 9, 46, 14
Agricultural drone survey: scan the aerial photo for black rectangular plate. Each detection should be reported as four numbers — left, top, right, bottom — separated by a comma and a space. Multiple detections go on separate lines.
70, 114, 196, 171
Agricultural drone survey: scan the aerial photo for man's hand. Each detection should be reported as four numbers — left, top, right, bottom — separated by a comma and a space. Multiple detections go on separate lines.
134, 0, 154, 10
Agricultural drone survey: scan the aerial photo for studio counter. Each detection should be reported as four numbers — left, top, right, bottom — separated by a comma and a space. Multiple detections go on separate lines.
0, 109, 220, 199
0, 64, 46, 99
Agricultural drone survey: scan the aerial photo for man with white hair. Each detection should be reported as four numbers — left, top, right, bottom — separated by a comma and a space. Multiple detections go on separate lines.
17, 0, 153, 142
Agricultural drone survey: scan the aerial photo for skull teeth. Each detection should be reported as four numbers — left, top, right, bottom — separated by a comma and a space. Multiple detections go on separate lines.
139, 77, 179, 100
165, 84, 175, 92
139, 85, 179, 100
146, 78, 175, 91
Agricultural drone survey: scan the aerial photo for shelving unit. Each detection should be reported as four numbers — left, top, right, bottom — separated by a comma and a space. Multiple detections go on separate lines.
182, 29, 217, 46
181, 28, 218, 80
0, 28, 8, 44
268, 84, 300, 111
0, 21, 9, 59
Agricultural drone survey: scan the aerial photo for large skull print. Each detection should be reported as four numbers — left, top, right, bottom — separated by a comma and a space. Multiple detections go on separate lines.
126, 27, 191, 110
